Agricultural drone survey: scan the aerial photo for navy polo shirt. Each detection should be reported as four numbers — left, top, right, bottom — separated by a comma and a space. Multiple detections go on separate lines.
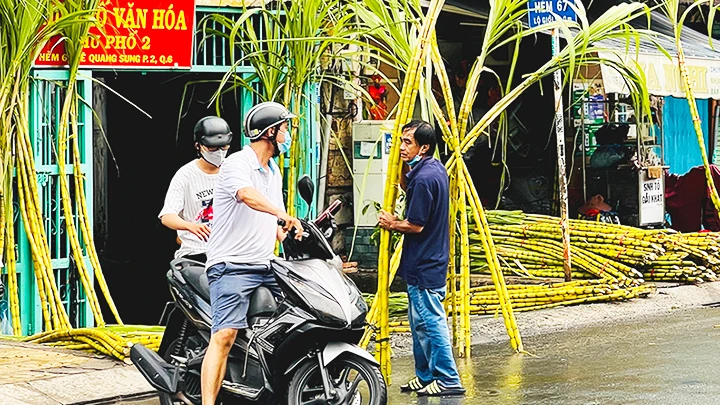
398, 157, 449, 289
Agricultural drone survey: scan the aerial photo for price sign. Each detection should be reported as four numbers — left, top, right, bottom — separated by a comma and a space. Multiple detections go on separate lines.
639, 170, 665, 226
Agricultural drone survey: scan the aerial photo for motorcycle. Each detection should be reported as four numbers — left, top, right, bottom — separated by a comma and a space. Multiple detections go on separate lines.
130, 175, 386, 405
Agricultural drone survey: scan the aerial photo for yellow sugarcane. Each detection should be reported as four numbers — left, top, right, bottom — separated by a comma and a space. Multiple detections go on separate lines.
458, 171, 472, 357
4, 181, 21, 335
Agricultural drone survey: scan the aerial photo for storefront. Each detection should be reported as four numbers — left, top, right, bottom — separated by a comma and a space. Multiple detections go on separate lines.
568, 10, 720, 231
3, 0, 320, 332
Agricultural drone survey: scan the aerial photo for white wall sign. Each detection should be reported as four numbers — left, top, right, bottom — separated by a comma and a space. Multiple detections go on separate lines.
639, 171, 665, 226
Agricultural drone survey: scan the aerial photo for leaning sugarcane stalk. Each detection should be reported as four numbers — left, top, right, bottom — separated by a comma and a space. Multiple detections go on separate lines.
56, 87, 106, 326
663, 0, 720, 218
677, 47, 720, 214
3, 177, 21, 335
359, 236, 403, 350
374, 0, 446, 382
16, 115, 71, 330
447, 173, 460, 347
71, 125, 124, 325
458, 176, 471, 356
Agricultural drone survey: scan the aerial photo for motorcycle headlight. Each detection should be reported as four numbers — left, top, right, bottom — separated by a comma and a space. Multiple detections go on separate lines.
288, 277, 347, 326
342, 274, 368, 327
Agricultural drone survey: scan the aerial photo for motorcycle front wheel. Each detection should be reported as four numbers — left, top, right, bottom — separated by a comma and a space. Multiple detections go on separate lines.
286, 355, 387, 405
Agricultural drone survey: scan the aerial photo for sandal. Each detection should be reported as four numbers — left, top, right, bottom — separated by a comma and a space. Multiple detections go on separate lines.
416, 380, 466, 397
399, 376, 430, 392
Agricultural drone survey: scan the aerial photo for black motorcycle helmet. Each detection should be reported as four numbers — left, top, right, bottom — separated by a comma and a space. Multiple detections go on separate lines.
243, 101, 296, 141
194, 116, 233, 147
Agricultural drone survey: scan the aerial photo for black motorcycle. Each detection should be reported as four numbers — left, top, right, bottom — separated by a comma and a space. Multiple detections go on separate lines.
130, 175, 386, 405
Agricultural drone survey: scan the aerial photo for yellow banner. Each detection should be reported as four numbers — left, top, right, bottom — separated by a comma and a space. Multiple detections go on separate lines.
599, 51, 720, 99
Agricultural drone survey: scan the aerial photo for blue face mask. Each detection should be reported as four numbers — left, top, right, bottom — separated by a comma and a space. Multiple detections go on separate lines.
407, 154, 422, 168
278, 130, 292, 154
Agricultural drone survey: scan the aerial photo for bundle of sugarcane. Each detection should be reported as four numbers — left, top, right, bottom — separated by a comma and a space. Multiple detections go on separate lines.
22, 325, 164, 362
473, 210, 720, 284
362, 279, 656, 325
465, 280, 655, 314
363, 292, 409, 318
102, 324, 164, 353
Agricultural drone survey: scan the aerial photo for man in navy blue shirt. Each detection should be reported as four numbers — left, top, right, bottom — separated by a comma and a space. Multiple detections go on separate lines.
378, 120, 465, 397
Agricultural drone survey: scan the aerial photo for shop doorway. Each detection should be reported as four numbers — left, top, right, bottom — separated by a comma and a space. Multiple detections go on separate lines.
95, 71, 244, 325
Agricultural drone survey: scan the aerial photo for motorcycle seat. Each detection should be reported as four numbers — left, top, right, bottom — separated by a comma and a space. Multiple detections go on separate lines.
169, 258, 277, 320
170, 258, 211, 301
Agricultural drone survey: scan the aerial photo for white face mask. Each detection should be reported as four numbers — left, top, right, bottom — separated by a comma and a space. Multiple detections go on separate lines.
201, 149, 228, 167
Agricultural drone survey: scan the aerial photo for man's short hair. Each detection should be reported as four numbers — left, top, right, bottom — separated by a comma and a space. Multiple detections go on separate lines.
402, 120, 437, 156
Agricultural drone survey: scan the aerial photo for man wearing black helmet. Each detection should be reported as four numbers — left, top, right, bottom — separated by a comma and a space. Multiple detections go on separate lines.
201, 102, 303, 405
159, 116, 233, 263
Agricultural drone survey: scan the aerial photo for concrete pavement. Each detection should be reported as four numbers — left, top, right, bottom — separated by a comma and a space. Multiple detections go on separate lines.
0, 339, 155, 405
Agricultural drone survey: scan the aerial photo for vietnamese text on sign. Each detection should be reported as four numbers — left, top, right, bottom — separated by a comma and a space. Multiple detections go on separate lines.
527, 0, 578, 28
34, 0, 196, 69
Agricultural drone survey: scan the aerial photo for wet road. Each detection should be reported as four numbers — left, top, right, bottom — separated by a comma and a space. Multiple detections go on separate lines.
123, 306, 720, 405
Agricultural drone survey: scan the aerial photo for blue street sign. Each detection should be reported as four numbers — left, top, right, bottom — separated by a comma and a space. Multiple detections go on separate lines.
527, 0, 578, 28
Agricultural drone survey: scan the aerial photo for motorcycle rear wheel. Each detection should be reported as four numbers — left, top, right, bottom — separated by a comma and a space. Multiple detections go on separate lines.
286, 355, 387, 405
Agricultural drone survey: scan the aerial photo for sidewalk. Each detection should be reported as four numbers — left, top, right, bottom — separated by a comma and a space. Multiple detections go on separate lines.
0, 340, 155, 405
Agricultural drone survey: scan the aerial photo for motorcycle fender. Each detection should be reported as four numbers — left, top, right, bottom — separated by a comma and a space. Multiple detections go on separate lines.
322, 342, 378, 367
283, 342, 378, 376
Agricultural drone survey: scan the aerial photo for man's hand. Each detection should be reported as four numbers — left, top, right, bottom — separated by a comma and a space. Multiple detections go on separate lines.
377, 210, 397, 231
186, 223, 212, 241
277, 212, 304, 240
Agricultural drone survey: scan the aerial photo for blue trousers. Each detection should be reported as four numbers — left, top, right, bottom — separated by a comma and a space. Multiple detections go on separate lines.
407, 284, 462, 388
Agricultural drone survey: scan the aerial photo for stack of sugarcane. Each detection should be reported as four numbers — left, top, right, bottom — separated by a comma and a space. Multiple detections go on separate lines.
21, 325, 163, 363
363, 279, 656, 323
469, 210, 719, 284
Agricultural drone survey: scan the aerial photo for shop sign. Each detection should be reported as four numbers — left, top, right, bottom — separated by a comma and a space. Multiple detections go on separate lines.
599, 51, 720, 100
638, 170, 665, 226
527, 0, 577, 28
34, 0, 195, 69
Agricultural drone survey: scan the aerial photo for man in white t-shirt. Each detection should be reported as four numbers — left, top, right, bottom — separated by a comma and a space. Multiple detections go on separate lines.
158, 116, 233, 263
201, 102, 303, 405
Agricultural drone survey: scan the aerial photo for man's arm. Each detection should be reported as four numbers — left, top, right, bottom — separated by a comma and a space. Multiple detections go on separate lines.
236, 187, 303, 237
160, 213, 212, 241
377, 211, 424, 234
379, 177, 433, 234
237, 187, 284, 217
159, 170, 212, 241
277, 226, 287, 242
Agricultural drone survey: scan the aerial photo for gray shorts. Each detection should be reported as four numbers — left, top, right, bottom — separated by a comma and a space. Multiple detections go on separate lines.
206, 262, 282, 334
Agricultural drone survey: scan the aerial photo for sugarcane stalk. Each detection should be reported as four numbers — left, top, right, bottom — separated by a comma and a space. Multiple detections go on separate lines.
676, 34, 720, 219
4, 176, 21, 335
448, 173, 460, 347
458, 168, 471, 357
55, 87, 105, 326
375, 0, 446, 382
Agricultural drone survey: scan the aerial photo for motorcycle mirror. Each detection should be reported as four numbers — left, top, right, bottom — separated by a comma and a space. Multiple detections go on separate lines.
298, 175, 314, 207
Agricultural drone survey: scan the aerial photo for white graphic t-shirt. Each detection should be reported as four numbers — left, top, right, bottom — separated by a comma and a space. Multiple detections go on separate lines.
159, 160, 217, 259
